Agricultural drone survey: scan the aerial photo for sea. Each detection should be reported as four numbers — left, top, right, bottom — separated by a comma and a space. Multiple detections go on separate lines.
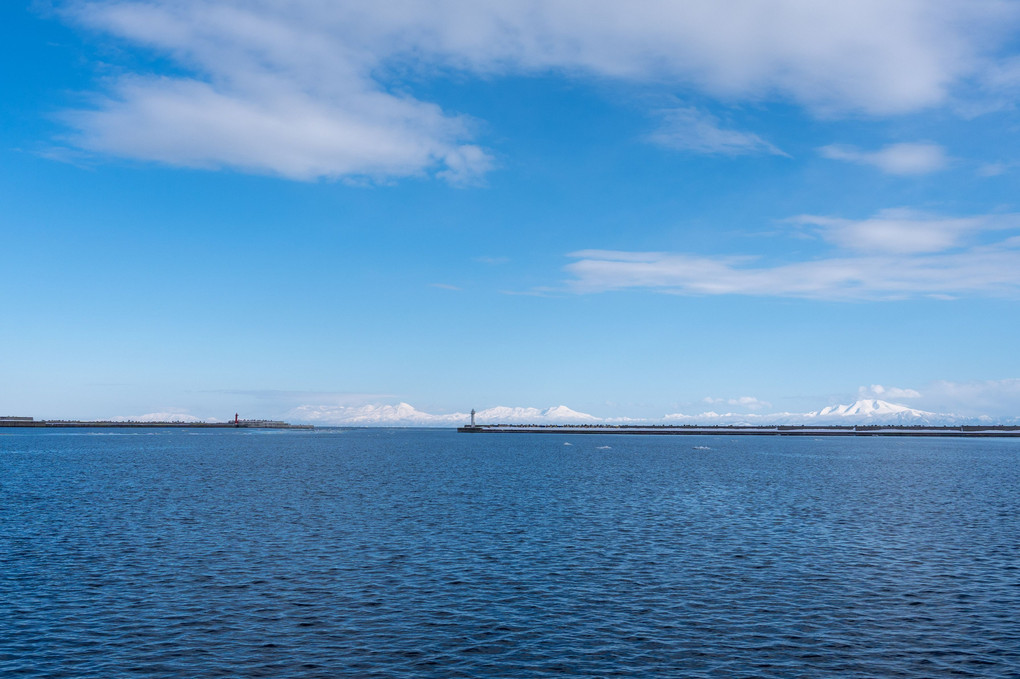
2, 428, 1018, 678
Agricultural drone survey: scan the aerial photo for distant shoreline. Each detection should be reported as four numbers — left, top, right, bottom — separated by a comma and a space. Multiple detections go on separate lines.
458, 424, 1020, 437
0, 418, 313, 430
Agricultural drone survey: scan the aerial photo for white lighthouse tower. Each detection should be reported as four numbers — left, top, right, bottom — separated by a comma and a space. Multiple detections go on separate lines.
470, 409, 476, 427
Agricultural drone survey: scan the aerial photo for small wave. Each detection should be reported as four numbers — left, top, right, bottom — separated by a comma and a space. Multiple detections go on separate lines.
563, 442, 573, 446
693, 445, 712, 450
85, 431, 165, 436
596, 446, 612, 450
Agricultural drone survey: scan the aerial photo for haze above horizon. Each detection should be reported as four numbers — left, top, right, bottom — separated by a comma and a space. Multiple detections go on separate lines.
2, 1, 1019, 423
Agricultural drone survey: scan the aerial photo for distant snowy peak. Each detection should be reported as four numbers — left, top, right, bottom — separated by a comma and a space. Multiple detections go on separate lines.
289, 402, 464, 425
474, 405, 599, 424
110, 412, 204, 423
807, 399, 938, 423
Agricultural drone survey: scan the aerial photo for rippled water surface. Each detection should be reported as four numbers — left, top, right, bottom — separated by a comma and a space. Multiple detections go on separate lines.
2, 428, 1019, 677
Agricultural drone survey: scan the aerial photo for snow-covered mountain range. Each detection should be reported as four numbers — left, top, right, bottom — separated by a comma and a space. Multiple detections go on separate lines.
807, 399, 937, 423
287, 403, 599, 426
285, 398, 995, 426
666, 399, 965, 425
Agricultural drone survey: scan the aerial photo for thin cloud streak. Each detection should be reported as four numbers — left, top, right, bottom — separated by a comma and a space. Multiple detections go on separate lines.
565, 210, 1020, 300
704, 396, 771, 410
859, 384, 922, 399
207, 389, 396, 405
819, 142, 950, 175
566, 247, 1020, 300
648, 107, 786, 156
789, 208, 1020, 254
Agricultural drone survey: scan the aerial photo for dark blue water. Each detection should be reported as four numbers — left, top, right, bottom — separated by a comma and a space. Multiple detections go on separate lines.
2, 429, 1018, 678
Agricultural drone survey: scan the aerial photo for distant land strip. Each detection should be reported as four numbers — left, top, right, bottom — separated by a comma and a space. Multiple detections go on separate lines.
0, 417, 312, 430
458, 424, 1020, 437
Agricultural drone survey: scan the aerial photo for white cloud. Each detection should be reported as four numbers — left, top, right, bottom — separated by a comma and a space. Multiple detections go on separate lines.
64, 75, 486, 182
979, 53, 1020, 97
62, 2, 491, 183
565, 245, 1020, 300
212, 389, 395, 404
789, 208, 1016, 254
58, 0, 1019, 180
703, 395, 771, 410
819, 142, 949, 175
648, 108, 785, 156
565, 209, 1020, 300
916, 378, 1020, 418
858, 384, 922, 399
977, 161, 1016, 177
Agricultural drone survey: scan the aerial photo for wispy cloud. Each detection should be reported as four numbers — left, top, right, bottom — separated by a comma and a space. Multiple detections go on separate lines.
856, 378, 1020, 419
565, 245, 1020, 300
564, 210, 1020, 300
858, 384, 922, 400
819, 142, 950, 175
56, 1, 1019, 180
703, 396, 771, 410
920, 378, 1020, 418
977, 161, 1017, 177
648, 108, 785, 156
430, 283, 463, 291
789, 208, 1016, 254
975, 53, 1020, 110
208, 389, 396, 407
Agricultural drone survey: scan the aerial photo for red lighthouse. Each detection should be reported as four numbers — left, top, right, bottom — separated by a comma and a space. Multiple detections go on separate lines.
235, 413, 239, 426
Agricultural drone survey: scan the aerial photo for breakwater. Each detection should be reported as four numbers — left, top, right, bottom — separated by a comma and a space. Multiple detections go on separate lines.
458, 424, 1020, 437
0, 417, 312, 430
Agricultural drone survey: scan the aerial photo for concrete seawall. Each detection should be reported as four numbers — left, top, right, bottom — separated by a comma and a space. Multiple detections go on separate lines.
1, 418, 313, 430
458, 425, 1020, 437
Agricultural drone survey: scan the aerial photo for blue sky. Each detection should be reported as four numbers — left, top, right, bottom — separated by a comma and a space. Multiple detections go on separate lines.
3, 0, 1020, 423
